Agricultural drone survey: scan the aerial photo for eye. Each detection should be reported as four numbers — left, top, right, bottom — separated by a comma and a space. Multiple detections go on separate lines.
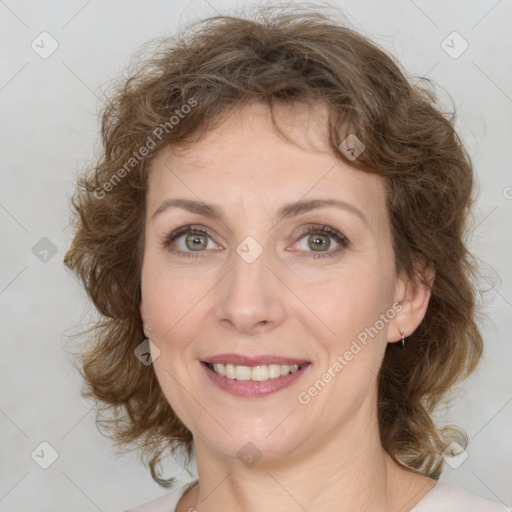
161, 225, 220, 258
293, 225, 350, 259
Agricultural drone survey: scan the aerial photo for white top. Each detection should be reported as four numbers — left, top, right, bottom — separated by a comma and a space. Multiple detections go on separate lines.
124, 478, 511, 511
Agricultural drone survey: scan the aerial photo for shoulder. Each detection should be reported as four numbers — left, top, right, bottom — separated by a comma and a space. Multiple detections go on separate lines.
411, 479, 511, 512
123, 479, 198, 512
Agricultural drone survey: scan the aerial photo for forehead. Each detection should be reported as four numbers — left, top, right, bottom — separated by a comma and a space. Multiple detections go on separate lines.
147, 101, 387, 228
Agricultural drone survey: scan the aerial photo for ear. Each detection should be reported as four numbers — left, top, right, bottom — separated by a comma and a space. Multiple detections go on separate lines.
388, 255, 435, 343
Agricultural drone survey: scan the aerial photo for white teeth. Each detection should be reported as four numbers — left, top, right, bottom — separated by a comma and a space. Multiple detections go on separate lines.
268, 364, 282, 378
214, 363, 226, 377
251, 365, 268, 381
225, 363, 236, 379
211, 363, 302, 381
235, 365, 251, 381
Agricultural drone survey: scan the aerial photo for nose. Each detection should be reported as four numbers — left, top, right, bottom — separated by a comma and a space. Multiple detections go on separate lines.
214, 246, 286, 335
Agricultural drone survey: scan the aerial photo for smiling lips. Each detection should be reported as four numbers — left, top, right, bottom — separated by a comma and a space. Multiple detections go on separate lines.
201, 353, 311, 397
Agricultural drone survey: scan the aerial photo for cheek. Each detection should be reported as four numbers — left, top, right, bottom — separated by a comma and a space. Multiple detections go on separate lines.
141, 258, 212, 346
305, 265, 395, 402
298, 269, 393, 415
143, 268, 209, 425
305, 263, 393, 341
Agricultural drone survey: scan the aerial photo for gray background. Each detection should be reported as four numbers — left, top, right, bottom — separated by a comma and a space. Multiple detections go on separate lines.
0, 0, 511, 510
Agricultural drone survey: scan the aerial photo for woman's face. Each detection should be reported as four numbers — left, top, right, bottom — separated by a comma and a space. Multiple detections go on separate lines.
140, 101, 411, 464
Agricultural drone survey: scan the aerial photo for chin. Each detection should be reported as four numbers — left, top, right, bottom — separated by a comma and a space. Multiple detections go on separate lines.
190, 412, 316, 467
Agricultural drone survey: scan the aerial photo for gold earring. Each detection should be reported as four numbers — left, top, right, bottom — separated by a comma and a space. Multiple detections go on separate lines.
400, 328, 406, 347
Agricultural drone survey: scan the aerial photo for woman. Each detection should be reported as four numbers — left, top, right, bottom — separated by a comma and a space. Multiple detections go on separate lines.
63, 5, 510, 511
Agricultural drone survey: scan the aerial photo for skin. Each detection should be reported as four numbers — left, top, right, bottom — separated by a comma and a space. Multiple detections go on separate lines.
139, 101, 437, 512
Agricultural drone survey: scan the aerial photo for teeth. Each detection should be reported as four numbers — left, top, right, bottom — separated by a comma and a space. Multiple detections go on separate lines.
211, 363, 302, 381
236, 365, 251, 381
268, 364, 282, 378
225, 364, 235, 379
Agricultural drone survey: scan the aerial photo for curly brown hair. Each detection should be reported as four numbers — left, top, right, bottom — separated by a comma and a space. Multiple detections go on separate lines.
63, 3, 483, 487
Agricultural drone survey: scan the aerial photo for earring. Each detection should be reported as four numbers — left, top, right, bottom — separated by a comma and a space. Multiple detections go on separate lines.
144, 326, 152, 340
399, 328, 406, 347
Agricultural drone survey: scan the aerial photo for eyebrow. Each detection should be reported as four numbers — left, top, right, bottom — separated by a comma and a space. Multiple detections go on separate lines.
151, 198, 369, 227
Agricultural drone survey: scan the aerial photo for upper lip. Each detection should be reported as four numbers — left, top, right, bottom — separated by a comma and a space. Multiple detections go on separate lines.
202, 353, 310, 366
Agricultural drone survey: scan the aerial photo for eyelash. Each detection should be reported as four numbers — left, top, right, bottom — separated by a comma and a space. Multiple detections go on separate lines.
161, 224, 350, 259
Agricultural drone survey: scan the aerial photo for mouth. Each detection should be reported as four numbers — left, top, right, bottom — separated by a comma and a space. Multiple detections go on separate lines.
200, 356, 311, 398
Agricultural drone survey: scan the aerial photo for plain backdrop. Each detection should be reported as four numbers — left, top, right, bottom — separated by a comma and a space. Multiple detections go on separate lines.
0, 0, 511, 510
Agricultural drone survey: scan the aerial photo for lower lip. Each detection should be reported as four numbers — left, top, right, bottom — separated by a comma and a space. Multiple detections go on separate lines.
201, 362, 310, 398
